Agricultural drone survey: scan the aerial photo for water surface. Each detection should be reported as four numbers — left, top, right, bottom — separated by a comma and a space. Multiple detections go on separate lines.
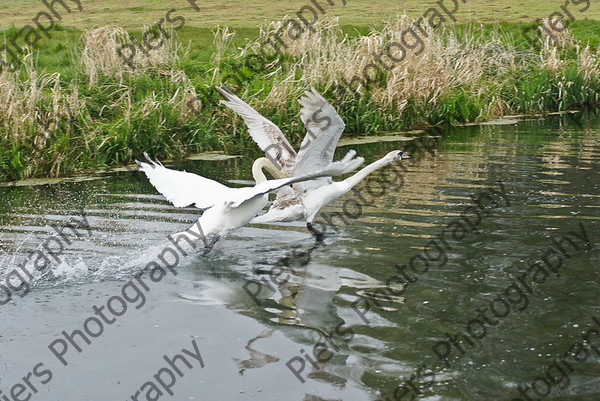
0, 113, 599, 401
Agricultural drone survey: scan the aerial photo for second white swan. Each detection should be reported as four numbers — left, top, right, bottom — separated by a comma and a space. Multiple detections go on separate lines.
216, 85, 410, 235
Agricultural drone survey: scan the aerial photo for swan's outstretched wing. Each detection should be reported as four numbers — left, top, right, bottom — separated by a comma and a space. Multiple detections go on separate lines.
227, 151, 364, 208
293, 88, 346, 177
137, 154, 231, 209
216, 85, 296, 172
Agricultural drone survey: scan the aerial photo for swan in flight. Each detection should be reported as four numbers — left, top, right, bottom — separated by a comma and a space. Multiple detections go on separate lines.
215, 85, 410, 236
136, 151, 363, 252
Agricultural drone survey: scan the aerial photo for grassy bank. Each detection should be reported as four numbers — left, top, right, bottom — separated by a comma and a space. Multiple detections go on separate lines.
1, 14, 600, 180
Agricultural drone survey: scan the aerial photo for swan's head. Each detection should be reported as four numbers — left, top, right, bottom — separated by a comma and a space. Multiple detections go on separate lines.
387, 150, 411, 162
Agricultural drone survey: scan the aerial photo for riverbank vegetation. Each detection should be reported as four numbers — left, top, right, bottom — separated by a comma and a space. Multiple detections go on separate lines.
1, 16, 600, 180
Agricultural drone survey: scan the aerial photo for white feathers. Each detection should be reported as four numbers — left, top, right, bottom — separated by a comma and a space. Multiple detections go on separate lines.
216, 85, 297, 172
134, 86, 405, 251
217, 87, 407, 227
137, 153, 230, 209
136, 149, 363, 247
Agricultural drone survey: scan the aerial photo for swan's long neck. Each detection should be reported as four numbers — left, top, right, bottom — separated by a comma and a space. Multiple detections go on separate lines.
252, 157, 286, 184
341, 156, 393, 190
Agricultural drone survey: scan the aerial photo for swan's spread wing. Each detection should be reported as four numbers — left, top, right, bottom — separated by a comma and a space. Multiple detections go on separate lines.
293, 88, 346, 177
137, 155, 230, 209
227, 152, 364, 209
217, 85, 296, 172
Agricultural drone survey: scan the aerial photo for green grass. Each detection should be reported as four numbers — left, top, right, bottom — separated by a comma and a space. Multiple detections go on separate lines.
1, 2, 600, 181
5, 18, 600, 79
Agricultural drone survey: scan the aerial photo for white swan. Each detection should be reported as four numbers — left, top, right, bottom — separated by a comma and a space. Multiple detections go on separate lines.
136, 151, 363, 252
215, 85, 410, 235
253, 149, 408, 232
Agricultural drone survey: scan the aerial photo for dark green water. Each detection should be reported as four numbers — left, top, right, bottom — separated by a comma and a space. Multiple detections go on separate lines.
0, 113, 598, 401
